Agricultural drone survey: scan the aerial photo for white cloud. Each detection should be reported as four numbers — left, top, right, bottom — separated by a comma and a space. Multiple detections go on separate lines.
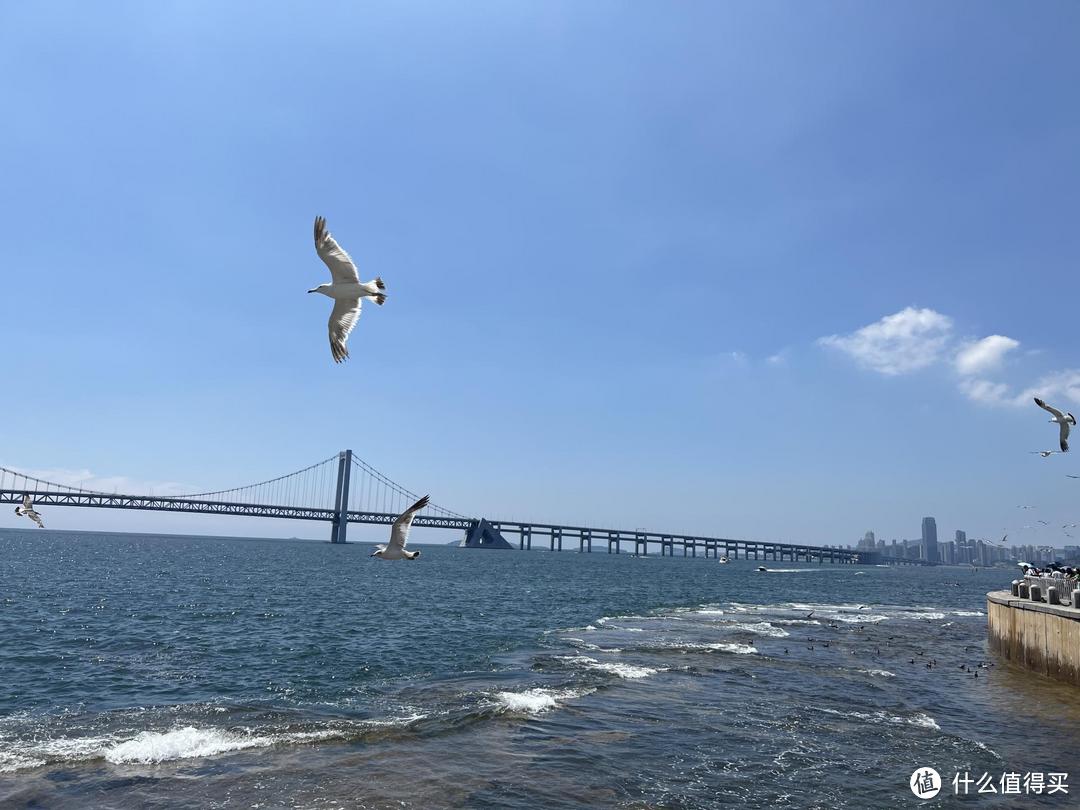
957, 378, 1012, 406
954, 335, 1020, 376
817, 307, 953, 376
766, 349, 788, 366
1015, 370, 1080, 409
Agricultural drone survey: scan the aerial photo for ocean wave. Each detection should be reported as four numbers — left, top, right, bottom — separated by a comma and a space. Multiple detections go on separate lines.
666, 642, 758, 655
105, 726, 276, 764
725, 622, 790, 638
559, 656, 661, 679
0, 714, 429, 773
857, 669, 896, 678
952, 611, 985, 617
818, 707, 940, 731
493, 687, 593, 715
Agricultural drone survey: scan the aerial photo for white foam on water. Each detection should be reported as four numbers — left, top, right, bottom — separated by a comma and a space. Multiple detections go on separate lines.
770, 619, 821, 626
0, 713, 429, 772
725, 622, 790, 638
692, 609, 726, 616
953, 611, 985, 617
105, 727, 276, 764
913, 612, 946, 620
824, 613, 889, 624
494, 687, 592, 715
589, 661, 659, 679
857, 669, 896, 678
0, 751, 46, 773
818, 707, 940, 731
668, 642, 758, 655
756, 568, 828, 574
558, 656, 660, 679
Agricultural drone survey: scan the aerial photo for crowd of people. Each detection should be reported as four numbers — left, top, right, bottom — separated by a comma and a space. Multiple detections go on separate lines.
1020, 562, 1079, 580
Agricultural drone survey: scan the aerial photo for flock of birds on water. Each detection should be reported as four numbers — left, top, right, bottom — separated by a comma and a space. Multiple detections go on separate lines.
13, 217, 427, 561
10, 218, 1080, 565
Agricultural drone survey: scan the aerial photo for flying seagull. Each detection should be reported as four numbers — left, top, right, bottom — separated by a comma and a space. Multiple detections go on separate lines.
1034, 397, 1076, 453
15, 494, 44, 528
310, 216, 386, 363
1067, 475, 1080, 480
371, 495, 429, 561
1030, 450, 1059, 458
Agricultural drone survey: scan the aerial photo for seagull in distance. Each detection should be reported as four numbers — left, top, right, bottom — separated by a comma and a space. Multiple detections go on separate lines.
310, 216, 386, 363
1030, 450, 1059, 458
371, 495, 429, 561
1067, 475, 1080, 480
15, 494, 44, 528
1034, 397, 1076, 453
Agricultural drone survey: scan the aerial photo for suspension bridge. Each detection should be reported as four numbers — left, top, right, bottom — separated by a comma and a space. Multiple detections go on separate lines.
0, 450, 868, 564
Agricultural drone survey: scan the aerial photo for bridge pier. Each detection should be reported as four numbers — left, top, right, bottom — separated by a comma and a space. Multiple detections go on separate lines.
331, 450, 352, 544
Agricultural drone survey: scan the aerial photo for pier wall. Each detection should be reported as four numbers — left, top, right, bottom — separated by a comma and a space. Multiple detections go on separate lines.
987, 591, 1080, 686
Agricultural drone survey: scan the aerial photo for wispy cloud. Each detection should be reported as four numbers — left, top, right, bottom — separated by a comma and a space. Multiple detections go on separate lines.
817, 307, 953, 376
766, 349, 789, 366
954, 335, 1020, 376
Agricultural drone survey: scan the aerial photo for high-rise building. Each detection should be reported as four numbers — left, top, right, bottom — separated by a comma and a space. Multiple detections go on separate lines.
955, 530, 966, 544
922, 517, 939, 563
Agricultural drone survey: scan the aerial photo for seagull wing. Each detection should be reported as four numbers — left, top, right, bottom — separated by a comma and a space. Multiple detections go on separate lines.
1060, 420, 1071, 453
328, 298, 361, 363
29, 511, 44, 529
314, 216, 361, 284
1035, 397, 1066, 420
22, 494, 32, 510
387, 495, 430, 552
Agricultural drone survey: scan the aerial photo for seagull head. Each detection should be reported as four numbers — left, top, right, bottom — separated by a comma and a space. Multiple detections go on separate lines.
370, 548, 382, 557
307, 284, 331, 295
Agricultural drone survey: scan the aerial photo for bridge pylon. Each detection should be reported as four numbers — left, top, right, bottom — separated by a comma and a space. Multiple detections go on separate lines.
331, 449, 353, 543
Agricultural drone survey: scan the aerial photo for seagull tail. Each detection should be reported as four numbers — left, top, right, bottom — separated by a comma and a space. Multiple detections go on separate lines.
374, 277, 385, 291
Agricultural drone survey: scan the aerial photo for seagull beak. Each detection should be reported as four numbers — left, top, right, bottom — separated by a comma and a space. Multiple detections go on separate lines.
307, 288, 317, 294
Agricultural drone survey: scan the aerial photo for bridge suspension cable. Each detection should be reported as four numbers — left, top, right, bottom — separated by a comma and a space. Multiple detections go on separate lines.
0, 451, 471, 520
170, 455, 341, 510
348, 456, 470, 520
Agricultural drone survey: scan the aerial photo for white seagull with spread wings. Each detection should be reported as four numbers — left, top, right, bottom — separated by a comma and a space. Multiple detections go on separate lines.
309, 216, 386, 363
371, 495, 429, 561
15, 494, 45, 528
1034, 397, 1076, 453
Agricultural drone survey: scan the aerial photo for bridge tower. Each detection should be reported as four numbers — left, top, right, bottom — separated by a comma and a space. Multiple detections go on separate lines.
331, 449, 353, 544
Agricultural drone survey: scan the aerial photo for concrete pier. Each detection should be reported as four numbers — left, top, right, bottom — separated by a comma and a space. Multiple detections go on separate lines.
987, 590, 1080, 686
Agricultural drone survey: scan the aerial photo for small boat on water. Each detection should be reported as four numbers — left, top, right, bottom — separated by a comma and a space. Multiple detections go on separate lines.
718, 556, 730, 564
757, 565, 768, 572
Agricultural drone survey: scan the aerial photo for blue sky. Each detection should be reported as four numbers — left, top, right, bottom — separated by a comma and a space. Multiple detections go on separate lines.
2, 2, 1079, 547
